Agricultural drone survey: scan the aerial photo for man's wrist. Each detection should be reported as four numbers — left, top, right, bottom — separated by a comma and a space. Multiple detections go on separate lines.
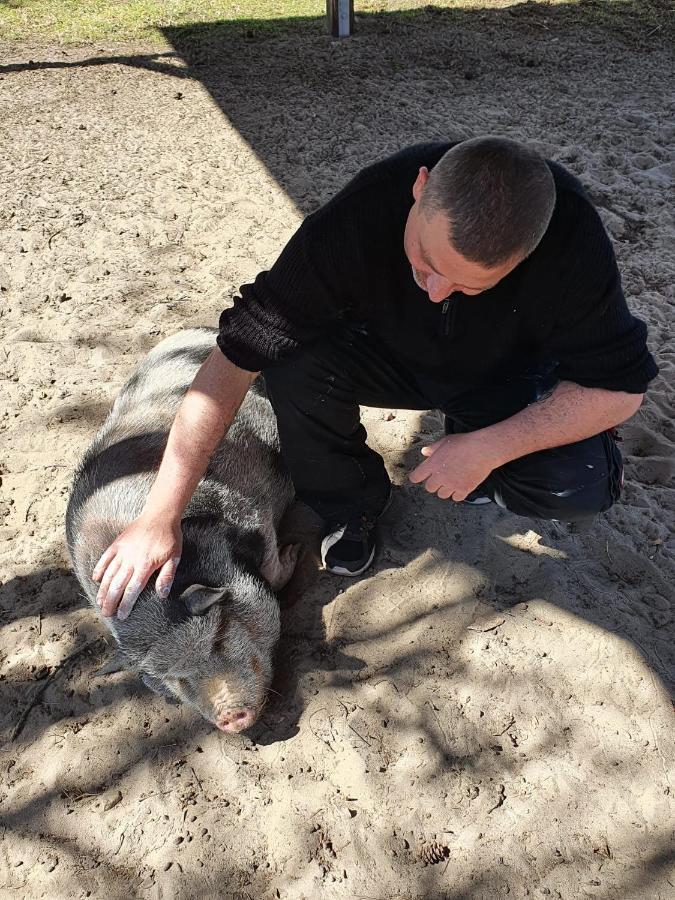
142, 487, 189, 526
454, 428, 511, 472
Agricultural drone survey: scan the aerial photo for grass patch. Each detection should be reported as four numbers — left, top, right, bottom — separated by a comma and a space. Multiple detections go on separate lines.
0, 0, 322, 44
0, 0, 668, 46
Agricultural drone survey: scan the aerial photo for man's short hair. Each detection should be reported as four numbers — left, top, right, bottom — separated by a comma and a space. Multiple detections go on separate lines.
421, 137, 556, 267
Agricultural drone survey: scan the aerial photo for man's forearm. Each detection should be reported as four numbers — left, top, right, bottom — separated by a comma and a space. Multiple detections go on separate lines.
482, 381, 643, 468
144, 348, 258, 522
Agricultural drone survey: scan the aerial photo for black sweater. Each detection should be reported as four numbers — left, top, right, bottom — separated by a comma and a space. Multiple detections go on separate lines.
217, 143, 657, 394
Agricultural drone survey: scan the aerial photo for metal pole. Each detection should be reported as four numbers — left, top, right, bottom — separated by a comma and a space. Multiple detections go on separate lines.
327, 0, 354, 38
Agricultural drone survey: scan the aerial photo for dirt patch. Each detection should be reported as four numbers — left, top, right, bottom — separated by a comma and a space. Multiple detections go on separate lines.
1, 7, 673, 899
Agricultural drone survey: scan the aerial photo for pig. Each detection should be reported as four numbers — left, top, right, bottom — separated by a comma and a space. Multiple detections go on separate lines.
65, 328, 299, 733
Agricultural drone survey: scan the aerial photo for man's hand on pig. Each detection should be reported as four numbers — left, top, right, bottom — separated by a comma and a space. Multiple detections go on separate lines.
92, 515, 182, 620
408, 431, 499, 500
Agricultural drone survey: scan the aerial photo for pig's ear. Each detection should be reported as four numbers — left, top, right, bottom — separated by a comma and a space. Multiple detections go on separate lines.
181, 584, 231, 616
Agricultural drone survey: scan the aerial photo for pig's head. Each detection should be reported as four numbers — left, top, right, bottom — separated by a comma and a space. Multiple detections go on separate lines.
135, 572, 280, 733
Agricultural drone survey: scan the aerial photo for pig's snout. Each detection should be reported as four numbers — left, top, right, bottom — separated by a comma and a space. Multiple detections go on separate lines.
216, 707, 258, 733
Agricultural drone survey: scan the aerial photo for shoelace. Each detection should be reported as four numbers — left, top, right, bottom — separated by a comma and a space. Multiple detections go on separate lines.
341, 513, 378, 541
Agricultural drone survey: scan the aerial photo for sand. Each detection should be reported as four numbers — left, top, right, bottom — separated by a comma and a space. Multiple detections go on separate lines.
0, 5, 673, 898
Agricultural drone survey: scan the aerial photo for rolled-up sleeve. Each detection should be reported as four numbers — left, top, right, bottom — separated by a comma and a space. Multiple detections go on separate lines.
543, 203, 658, 394
217, 219, 346, 372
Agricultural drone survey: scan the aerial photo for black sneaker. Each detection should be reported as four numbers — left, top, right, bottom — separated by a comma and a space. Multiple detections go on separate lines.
321, 490, 393, 576
321, 512, 379, 576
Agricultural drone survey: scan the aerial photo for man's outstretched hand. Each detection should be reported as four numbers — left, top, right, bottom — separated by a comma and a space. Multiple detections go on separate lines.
408, 431, 500, 500
92, 514, 182, 620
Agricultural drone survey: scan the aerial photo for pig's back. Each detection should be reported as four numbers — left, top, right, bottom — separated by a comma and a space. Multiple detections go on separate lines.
66, 328, 292, 597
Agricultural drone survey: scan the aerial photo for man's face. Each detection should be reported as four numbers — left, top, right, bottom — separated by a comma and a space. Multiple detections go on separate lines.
403, 167, 518, 303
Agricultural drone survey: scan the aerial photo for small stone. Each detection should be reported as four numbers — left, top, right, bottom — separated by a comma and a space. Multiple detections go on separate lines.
468, 615, 505, 632
102, 790, 123, 812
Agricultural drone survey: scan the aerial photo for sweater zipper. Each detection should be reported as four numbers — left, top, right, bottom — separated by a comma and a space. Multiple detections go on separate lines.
441, 299, 451, 336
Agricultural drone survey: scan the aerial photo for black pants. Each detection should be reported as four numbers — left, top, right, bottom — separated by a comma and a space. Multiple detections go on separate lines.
264, 325, 623, 525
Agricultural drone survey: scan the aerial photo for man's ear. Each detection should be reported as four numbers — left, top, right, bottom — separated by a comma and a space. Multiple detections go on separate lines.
412, 166, 429, 202
180, 584, 231, 615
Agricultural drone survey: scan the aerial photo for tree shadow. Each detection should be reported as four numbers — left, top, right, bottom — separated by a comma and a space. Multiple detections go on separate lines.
157, 1, 671, 216
3, 433, 672, 900
386, 410, 675, 693
0, 567, 86, 628
0, 706, 258, 896
0, 565, 148, 747
1, 3, 671, 219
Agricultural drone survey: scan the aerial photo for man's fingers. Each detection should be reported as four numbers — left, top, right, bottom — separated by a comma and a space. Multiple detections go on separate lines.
93, 546, 117, 583
409, 462, 457, 495
117, 575, 147, 621
409, 440, 448, 480
420, 438, 444, 458
100, 565, 133, 618
155, 556, 181, 599
96, 557, 122, 606
408, 459, 434, 484
424, 476, 446, 495
433, 483, 471, 501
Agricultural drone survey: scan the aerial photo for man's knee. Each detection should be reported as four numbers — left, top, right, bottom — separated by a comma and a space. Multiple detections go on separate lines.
264, 343, 356, 417
488, 433, 623, 523
493, 478, 619, 523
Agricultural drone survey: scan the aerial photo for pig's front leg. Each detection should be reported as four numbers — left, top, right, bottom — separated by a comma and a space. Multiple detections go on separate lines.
261, 542, 301, 592
95, 649, 128, 676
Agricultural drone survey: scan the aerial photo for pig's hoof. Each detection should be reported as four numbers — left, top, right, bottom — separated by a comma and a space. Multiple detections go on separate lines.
278, 542, 302, 587
263, 542, 302, 591
95, 650, 127, 676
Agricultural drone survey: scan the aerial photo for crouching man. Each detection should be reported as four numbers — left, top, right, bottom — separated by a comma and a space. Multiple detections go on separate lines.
94, 137, 657, 610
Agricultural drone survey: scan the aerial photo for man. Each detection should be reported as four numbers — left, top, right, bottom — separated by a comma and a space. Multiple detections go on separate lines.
93, 137, 657, 617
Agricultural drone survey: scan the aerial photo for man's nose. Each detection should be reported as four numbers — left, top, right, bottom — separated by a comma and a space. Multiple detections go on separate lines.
427, 275, 452, 302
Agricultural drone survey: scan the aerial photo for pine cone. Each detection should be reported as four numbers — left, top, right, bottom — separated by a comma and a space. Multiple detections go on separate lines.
420, 841, 450, 865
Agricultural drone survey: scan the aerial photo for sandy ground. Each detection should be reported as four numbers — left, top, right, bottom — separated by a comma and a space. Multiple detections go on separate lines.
1, 5, 674, 898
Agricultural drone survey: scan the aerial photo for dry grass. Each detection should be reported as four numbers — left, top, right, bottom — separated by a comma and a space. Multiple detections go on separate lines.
0, 0, 668, 47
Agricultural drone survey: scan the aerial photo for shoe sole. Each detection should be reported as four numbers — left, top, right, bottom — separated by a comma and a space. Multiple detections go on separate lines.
463, 496, 492, 506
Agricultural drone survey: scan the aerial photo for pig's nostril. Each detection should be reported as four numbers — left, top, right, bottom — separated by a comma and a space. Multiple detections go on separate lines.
216, 707, 257, 733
